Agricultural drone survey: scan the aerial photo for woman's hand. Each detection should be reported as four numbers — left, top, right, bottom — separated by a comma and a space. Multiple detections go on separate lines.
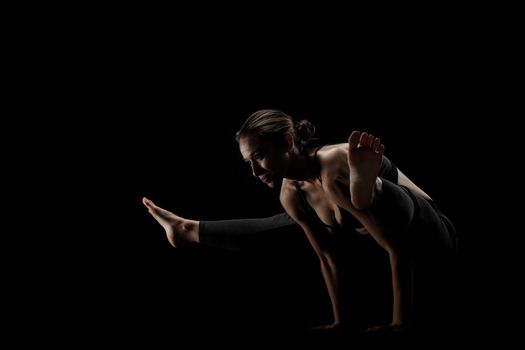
309, 322, 341, 333
366, 324, 405, 334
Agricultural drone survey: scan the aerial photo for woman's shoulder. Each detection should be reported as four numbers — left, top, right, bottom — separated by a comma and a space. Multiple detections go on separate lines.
317, 143, 348, 163
280, 178, 299, 201
279, 179, 310, 222
316, 143, 349, 181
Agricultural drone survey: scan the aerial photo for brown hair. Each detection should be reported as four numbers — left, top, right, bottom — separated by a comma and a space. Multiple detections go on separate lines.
236, 109, 316, 150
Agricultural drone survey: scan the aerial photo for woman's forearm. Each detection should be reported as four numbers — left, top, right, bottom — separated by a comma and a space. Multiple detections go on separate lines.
390, 249, 414, 327
319, 253, 342, 324
389, 252, 403, 326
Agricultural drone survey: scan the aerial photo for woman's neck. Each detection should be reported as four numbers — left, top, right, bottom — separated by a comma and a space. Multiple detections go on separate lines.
286, 147, 321, 181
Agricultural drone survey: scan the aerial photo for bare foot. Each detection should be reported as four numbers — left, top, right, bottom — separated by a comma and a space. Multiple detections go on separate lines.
347, 131, 384, 210
142, 197, 200, 247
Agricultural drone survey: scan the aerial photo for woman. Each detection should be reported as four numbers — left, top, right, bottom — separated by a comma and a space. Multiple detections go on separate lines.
143, 109, 458, 333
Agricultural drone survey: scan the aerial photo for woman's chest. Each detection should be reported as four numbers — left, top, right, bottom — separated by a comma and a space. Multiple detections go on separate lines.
297, 180, 343, 227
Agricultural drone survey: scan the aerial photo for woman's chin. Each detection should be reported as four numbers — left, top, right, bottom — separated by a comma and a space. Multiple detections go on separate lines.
268, 178, 284, 189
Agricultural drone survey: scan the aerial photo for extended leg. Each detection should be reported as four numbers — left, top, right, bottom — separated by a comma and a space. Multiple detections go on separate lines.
143, 197, 299, 251
200, 213, 299, 251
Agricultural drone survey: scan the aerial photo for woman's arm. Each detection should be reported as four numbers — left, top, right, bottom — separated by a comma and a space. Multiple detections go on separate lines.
300, 221, 341, 326
351, 211, 405, 325
343, 131, 408, 326
322, 170, 406, 326
280, 185, 343, 327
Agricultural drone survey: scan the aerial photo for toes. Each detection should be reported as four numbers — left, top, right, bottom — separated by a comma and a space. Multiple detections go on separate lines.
143, 197, 155, 208
358, 132, 369, 147
372, 137, 380, 151
378, 143, 385, 155
348, 131, 361, 149
367, 134, 374, 147
348, 132, 384, 153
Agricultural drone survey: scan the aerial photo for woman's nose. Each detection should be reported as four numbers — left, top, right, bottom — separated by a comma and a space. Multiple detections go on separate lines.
251, 162, 264, 177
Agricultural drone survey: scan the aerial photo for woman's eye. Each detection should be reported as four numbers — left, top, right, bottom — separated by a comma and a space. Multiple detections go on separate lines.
253, 153, 263, 160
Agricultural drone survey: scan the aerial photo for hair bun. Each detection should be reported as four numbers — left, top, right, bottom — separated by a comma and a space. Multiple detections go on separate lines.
295, 119, 316, 144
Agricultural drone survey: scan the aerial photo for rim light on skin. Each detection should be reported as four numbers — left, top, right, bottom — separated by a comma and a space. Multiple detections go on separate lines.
238, 134, 291, 189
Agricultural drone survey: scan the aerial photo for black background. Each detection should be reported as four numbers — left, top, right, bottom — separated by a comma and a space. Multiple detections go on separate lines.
68, 66, 487, 338
9, 15, 513, 343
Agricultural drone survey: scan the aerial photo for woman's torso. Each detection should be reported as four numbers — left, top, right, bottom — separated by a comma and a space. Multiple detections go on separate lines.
291, 143, 428, 233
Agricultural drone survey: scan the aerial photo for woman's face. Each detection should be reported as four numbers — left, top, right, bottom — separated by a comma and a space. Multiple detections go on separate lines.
239, 135, 289, 189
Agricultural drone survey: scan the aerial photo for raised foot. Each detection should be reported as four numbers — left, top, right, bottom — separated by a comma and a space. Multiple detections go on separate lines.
347, 131, 384, 210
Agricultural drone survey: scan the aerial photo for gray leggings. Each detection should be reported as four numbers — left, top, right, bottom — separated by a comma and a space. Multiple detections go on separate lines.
199, 213, 298, 252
